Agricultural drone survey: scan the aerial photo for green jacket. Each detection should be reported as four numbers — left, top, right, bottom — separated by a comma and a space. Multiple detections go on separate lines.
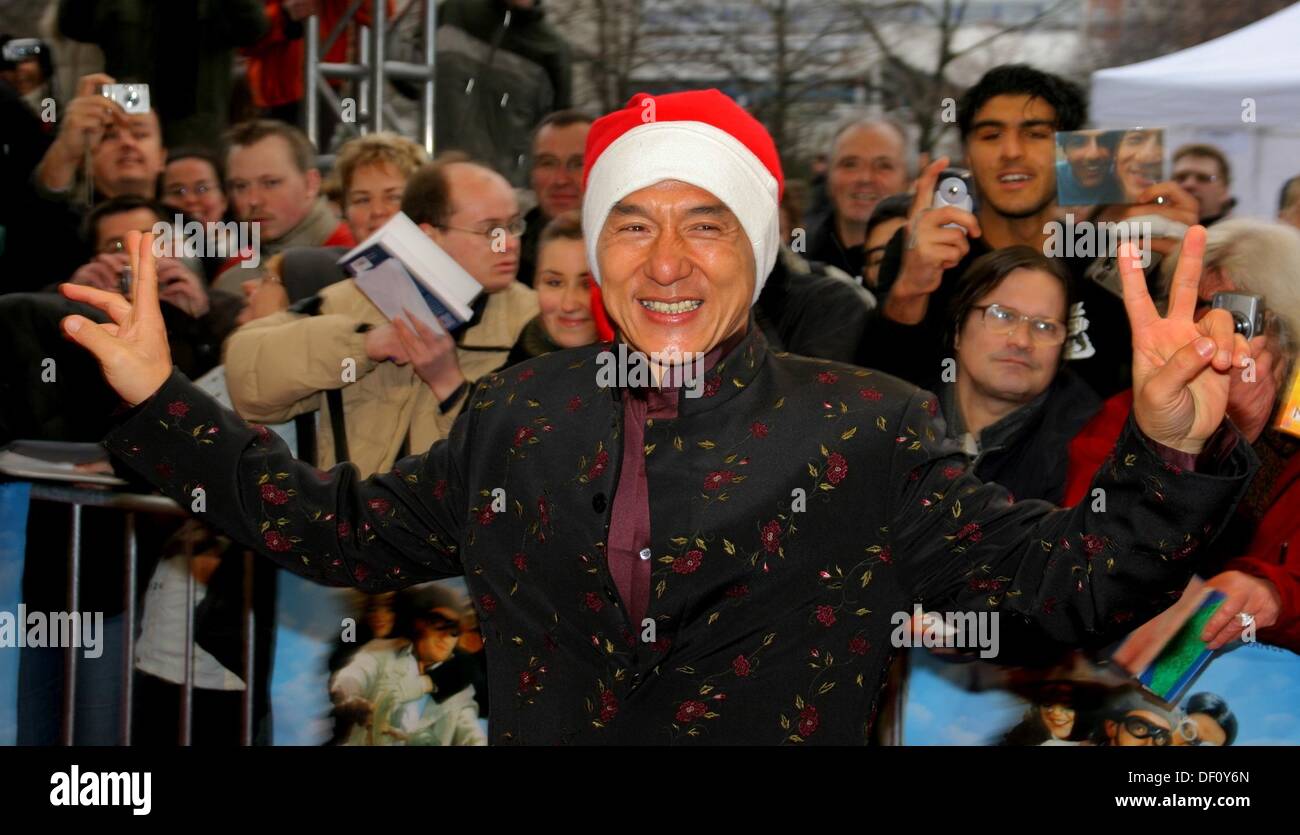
57, 0, 268, 147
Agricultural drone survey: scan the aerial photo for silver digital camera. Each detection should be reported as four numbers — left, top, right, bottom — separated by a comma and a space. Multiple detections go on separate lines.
100, 83, 151, 114
1211, 292, 1264, 340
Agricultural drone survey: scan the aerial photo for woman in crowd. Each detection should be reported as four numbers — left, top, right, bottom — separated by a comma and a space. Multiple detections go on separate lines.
506, 211, 599, 366
1065, 219, 1300, 653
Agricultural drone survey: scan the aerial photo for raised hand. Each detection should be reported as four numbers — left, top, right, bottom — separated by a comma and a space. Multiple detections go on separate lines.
59, 230, 174, 406
1120, 226, 1250, 454
883, 156, 982, 325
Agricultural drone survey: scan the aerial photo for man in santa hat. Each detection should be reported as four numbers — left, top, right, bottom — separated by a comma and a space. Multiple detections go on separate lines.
62, 90, 1257, 745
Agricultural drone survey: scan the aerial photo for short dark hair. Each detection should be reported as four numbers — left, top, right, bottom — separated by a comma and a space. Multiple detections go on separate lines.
164, 146, 225, 187
534, 109, 593, 135
539, 209, 583, 248
1173, 143, 1232, 186
946, 245, 1072, 350
957, 64, 1087, 139
1280, 174, 1300, 214
1183, 692, 1238, 746
83, 194, 168, 246
865, 193, 912, 243
400, 151, 474, 227
223, 119, 317, 174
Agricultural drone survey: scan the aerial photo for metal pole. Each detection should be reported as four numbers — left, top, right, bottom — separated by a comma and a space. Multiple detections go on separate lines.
370, 0, 387, 133
423, 0, 436, 156
358, 25, 371, 126
61, 503, 81, 746
241, 551, 255, 746
305, 14, 321, 142
120, 512, 137, 746
181, 552, 194, 746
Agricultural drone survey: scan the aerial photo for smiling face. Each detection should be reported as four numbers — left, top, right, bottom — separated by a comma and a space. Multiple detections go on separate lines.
92, 111, 166, 198
1039, 702, 1075, 739
345, 161, 407, 240
424, 162, 521, 293
1116, 130, 1163, 202
829, 123, 908, 227
965, 94, 1058, 219
536, 237, 597, 349
412, 608, 461, 666
162, 156, 228, 224
955, 267, 1067, 404
1063, 130, 1112, 189
596, 180, 754, 358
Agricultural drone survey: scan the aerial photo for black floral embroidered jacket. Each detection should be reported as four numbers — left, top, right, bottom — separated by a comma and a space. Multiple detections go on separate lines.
104, 325, 1257, 745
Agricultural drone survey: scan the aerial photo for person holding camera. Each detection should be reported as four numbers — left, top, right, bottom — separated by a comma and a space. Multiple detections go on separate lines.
1064, 219, 1300, 653
859, 64, 1199, 401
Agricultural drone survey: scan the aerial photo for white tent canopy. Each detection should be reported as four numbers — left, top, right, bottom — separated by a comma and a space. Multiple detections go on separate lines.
1090, 3, 1300, 218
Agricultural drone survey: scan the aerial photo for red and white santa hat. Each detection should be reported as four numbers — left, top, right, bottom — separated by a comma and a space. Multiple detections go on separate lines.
581, 89, 785, 305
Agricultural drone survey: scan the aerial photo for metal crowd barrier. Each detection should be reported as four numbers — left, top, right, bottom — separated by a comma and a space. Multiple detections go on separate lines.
26, 483, 257, 747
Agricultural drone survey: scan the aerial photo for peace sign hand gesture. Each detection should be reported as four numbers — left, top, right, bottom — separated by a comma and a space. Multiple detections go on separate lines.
1122, 226, 1250, 454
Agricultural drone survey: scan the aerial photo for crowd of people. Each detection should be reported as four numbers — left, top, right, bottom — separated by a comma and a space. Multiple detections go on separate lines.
2, 0, 1298, 747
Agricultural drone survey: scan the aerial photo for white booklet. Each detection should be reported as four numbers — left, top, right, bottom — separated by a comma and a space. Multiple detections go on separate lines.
337, 212, 482, 333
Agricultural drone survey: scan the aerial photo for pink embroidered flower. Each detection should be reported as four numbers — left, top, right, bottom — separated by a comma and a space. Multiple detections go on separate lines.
477, 506, 496, 526
725, 584, 749, 598
584, 591, 604, 612
367, 498, 391, 514
479, 594, 497, 615
672, 550, 703, 574
817, 371, 838, 384
925, 399, 939, 417
956, 521, 983, 542
751, 421, 768, 439
703, 470, 734, 490
512, 426, 535, 447
516, 368, 536, 382
586, 449, 609, 480
732, 654, 751, 677
352, 563, 369, 583
703, 375, 722, 397
432, 480, 448, 500
166, 401, 190, 418
943, 465, 964, 480
599, 690, 618, 722
567, 396, 583, 413
760, 520, 782, 553
264, 530, 292, 552
260, 484, 288, 505
858, 387, 882, 401
815, 605, 836, 627
1081, 534, 1105, 557
337, 521, 351, 538
824, 452, 848, 485
676, 700, 707, 723
518, 671, 539, 692
878, 546, 893, 565
798, 705, 820, 737
513, 552, 528, 571
848, 636, 870, 655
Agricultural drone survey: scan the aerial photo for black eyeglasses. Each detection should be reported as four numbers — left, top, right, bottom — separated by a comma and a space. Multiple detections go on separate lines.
972, 303, 1067, 346
1123, 715, 1173, 745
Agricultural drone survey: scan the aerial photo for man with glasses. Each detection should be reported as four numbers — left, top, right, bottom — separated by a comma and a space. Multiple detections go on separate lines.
939, 246, 1100, 505
518, 110, 592, 287
1095, 689, 1177, 746
223, 153, 538, 477
1172, 144, 1236, 227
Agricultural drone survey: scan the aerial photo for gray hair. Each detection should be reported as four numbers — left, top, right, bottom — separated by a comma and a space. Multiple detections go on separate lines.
1162, 219, 1300, 379
828, 118, 915, 179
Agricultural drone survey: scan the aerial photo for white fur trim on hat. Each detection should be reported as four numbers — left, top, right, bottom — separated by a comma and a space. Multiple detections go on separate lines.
581, 120, 780, 306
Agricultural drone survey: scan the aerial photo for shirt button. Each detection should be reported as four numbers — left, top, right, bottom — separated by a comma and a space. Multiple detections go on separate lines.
638, 548, 651, 561
592, 493, 607, 513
